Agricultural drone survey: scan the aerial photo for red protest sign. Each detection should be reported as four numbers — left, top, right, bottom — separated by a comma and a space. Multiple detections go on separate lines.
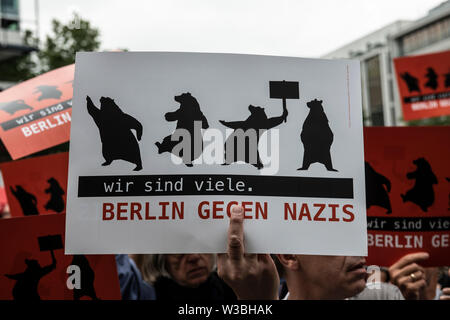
394, 50, 450, 121
0, 214, 121, 300
0, 64, 74, 160
0, 152, 68, 217
364, 126, 450, 267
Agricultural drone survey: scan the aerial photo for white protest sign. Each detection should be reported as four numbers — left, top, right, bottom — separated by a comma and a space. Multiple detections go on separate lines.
66, 52, 367, 255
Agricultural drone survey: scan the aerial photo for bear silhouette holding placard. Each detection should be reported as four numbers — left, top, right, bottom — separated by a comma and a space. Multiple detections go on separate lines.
87, 96, 143, 171
298, 99, 337, 172
401, 157, 438, 212
4, 235, 61, 300
220, 104, 287, 169
155, 92, 209, 166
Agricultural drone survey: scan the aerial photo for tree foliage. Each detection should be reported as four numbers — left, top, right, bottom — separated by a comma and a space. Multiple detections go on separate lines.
0, 13, 100, 82
38, 13, 101, 72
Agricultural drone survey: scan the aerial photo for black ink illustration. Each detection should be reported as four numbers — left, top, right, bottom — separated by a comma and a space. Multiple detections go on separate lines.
219, 81, 297, 169
155, 92, 209, 166
0, 99, 33, 115
70, 255, 99, 300
365, 162, 392, 214
87, 96, 143, 171
401, 157, 438, 212
424, 67, 438, 90
400, 72, 421, 93
4, 235, 62, 300
269, 80, 300, 123
34, 85, 62, 101
298, 99, 337, 172
444, 72, 450, 88
220, 105, 288, 169
10, 185, 39, 216
44, 178, 65, 213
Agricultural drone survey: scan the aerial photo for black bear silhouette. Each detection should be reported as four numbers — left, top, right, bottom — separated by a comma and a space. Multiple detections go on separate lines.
4, 250, 56, 300
0, 99, 33, 115
34, 85, 62, 101
365, 162, 392, 214
298, 99, 337, 172
155, 92, 209, 167
44, 178, 65, 213
424, 67, 438, 90
401, 157, 438, 212
70, 255, 99, 300
400, 72, 421, 93
220, 104, 287, 169
10, 185, 39, 216
444, 72, 450, 88
87, 96, 143, 171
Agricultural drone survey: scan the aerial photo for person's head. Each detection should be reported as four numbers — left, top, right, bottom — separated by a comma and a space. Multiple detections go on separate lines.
146, 254, 216, 288
276, 254, 367, 299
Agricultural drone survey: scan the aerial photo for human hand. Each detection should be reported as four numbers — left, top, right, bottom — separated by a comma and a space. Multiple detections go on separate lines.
217, 206, 279, 300
440, 269, 450, 300
388, 252, 429, 300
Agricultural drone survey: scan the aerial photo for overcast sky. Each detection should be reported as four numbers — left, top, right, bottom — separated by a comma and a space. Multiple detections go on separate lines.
19, 0, 445, 57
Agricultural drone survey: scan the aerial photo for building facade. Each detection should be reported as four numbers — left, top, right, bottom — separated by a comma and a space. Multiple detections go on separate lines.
0, 0, 37, 90
322, 1, 450, 126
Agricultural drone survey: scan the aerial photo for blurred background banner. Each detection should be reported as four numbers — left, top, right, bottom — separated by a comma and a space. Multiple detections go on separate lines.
364, 126, 450, 267
0, 151, 68, 217
394, 50, 450, 121
0, 64, 73, 160
0, 213, 121, 300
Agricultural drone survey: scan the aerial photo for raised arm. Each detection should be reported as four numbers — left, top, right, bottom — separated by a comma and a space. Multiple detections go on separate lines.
40, 250, 57, 277
164, 108, 181, 122
217, 206, 280, 300
86, 96, 101, 127
264, 108, 288, 129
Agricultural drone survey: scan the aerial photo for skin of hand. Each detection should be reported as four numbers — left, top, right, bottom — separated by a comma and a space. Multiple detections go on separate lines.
440, 269, 450, 301
217, 205, 280, 300
388, 252, 429, 300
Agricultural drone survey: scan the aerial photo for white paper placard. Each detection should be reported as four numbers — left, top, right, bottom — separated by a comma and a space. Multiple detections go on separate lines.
66, 52, 367, 255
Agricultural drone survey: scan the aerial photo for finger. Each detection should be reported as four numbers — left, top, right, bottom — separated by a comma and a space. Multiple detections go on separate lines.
216, 253, 229, 279
227, 206, 244, 261
397, 264, 425, 279
390, 252, 429, 270
244, 253, 258, 261
217, 253, 227, 265
397, 271, 425, 287
407, 279, 427, 291
257, 254, 272, 262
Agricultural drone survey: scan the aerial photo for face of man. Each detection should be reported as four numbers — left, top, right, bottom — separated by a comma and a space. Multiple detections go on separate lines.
165, 254, 215, 288
295, 255, 367, 299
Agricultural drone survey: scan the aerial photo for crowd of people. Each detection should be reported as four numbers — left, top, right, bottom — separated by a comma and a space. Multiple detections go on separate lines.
115, 206, 450, 301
